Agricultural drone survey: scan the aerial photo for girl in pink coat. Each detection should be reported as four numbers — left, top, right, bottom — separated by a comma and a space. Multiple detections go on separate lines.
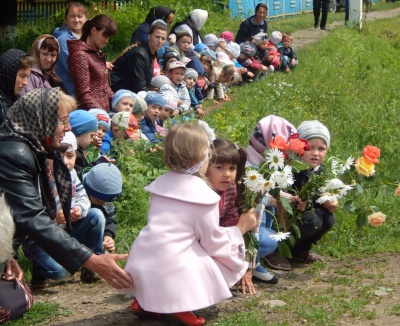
120, 123, 256, 326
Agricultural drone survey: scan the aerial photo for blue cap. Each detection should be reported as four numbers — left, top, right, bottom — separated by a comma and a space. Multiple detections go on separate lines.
111, 89, 136, 110
144, 91, 165, 108
69, 110, 98, 137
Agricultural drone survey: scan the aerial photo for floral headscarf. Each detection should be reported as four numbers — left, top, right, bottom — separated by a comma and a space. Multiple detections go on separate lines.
0, 88, 72, 228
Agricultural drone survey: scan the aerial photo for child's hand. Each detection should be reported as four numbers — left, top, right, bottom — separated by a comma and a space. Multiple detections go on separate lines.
91, 135, 102, 149
290, 195, 306, 211
290, 58, 296, 67
173, 108, 180, 116
103, 236, 115, 253
106, 61, 114, 71
322, 199, 338, 213
70, 207, 81, 222
236, 208, 257, 235
240, 269, 256, 294
247, 71, 254, 78
177, 99, 183, 106
261, 64, 268, 72
56, 209, 66, 224
196, 108, 205, 117
240, 67, 248, 74
129, 132, 140, 141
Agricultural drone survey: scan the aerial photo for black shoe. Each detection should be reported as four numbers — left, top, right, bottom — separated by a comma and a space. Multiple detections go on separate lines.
30, 266, 49, 289
80, 267, 102, 283
320, 26, 327, 30
314, 23, 318, 29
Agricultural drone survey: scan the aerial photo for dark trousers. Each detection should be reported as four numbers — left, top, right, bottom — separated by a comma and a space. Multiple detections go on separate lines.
292, 208, 335, 256
313, 0, 330, 28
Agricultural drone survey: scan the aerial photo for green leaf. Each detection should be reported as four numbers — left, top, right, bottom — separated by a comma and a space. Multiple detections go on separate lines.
290, 159, 310, 173
343, 200, 356, 213
277, 241, 292, 258
280, 197, 293, 215
291, 224, 301, 239
370, 206, 380, 213
355, 183, 364, 194
356, 212, 368, 229
287, 234, 296, 247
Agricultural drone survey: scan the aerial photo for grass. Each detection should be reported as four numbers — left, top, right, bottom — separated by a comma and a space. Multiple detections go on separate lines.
6, 3, 400, 325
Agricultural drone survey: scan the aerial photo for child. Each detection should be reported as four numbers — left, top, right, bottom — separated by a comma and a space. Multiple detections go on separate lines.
207, 60, 236, 102
220, 31, 234, 44
120, 123, 257, 325
208, 138, 279, 287
290, 120, 336, 263
278, 33, 298, 72
60, 131, 105, 282
88, 108, 111, 150
83, 163, 123, 255
111, 89, 147, 122
149, 75, 170, 92
251, 32, 275, 74
101, 111, 142, 156
225, 42, 254, 84
203, 33, 218, 51
169, 31, 192, 64
166, 61, 191, 115
238, 41, 267, 81
140, 91, 165, 142
161, 50, 180, 74
184, 68, 205, 117
199, 54, 216, 96
246, 115, 298, 272
265, 31, 288, 72
69, 109, 107, 177
159, 84, 179, 126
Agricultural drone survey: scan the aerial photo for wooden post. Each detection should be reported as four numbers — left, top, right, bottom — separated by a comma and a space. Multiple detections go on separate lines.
349, 0, 363, 30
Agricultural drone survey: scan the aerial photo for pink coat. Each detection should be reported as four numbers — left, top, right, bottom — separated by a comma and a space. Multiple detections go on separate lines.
120, 171, 248, 313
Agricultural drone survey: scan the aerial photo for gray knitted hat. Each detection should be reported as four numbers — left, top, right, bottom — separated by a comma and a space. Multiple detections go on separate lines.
83, 163, 122, 202
185, 68, 198, 81
297, 120, 330, 148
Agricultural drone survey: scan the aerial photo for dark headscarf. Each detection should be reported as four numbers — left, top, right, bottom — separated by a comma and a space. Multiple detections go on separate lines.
0, 49, 28, 103
0, 88, 72, 228
145, 6, 174, 24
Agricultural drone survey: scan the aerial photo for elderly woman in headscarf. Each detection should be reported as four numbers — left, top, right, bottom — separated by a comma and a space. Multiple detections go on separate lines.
170, 9, 208, 46
0, 88, 132, 290
131, 6, 175, 45
0, 49, 34, 125
19, 34, 66, 97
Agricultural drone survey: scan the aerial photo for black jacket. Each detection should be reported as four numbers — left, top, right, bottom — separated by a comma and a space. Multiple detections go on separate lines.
0, 140, 92, 273
111, 43, 155, 93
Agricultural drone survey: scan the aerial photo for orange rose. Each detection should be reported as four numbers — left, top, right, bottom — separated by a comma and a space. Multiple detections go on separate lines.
289, 138, 306, 156
269, 135, 290, 152
367, 212, 386, 227
362, 145, 380, 164
354, 157, 375, 177
394, 183, 400, 197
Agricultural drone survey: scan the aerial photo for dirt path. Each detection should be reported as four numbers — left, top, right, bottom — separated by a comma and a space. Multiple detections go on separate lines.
31, 8, 400, 326
291, 7, 400, 51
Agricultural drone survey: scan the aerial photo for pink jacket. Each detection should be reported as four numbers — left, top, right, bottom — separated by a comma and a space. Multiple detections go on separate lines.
120, 171, 247, 313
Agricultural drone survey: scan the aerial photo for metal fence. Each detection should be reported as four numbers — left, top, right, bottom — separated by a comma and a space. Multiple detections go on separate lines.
17, 1, 126, 25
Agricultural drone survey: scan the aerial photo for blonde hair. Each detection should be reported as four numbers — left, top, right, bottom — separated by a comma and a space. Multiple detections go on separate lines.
59, 91, 77, 113
163, 123, 209, 174
282, 33, 293, 42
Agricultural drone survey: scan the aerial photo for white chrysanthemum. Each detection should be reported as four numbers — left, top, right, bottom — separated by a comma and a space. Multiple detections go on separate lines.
338, 157, 355, 174
269, 167, 294, 189
338, 185, 353, 198
244, 170, 264, 192
265, 148, 285, 171
331, 159, 340, 176
269, 232, 291, 241
316, 194, 338, 204
262, 179, 272, 193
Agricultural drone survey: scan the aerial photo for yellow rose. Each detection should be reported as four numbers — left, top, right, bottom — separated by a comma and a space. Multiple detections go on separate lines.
367, 212, 386, 227
354, 157, 375, 177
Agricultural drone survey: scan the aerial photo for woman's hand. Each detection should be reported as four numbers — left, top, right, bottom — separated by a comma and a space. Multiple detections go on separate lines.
2, 258, 23, 282
290, 195, 306, 211
240, 269, 256, 294
322, 199, 338, 213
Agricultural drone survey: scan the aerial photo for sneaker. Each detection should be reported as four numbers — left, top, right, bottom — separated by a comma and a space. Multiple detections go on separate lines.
252, 265, 279, 284
80, 267, 102, 283
263, 251, 291, 271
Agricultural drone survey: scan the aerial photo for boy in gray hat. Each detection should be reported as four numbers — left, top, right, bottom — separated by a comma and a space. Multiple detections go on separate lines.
290, 120, 336, 263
